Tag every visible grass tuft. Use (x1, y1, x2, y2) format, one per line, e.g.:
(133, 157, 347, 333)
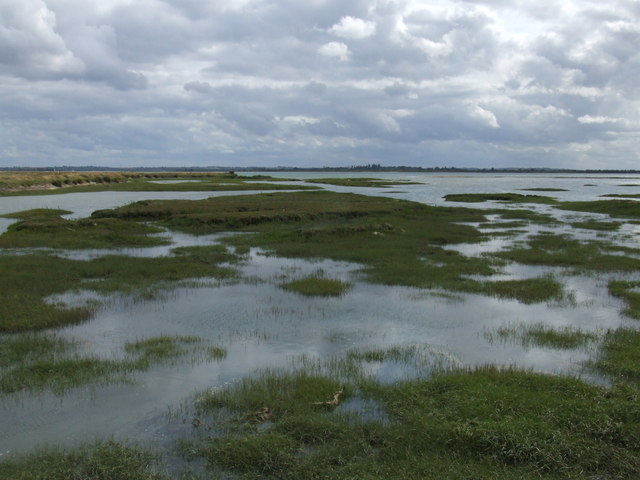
(0, 440, 168, 480)
(487, 323, 597, 349)
(280, 271, 352, 297)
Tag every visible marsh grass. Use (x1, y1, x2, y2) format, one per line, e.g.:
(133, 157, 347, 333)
(0, 440, 168, 480)
(188, 358, 640, 479)
(570, 219, 622, 231)
(124, 335, 203, 367)
(556, 199, 640, 219)
(305, 177, 421, 188)
(0, 246, 239, 332)
(93, 191, 572, 304)
(479, 276, 565, 304)
(593, 328, 640, 383)
(609, 280, 640, 319)
(486, 323, 598, 349)
(494, 233, 640, 272)
(0, 334, 226, 394)
(0, 171, 312, 196)
(521, 188, 568, 192)
(0, 209, 168, 249)
(280, 271, 353, 297)
(488, 208, 560, 225)
(444, 193, 558, 204)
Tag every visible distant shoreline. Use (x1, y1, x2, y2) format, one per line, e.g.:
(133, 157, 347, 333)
(2, 166, 640, 174)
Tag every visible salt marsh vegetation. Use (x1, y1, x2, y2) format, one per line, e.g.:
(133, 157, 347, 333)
(2, 172, 640, 478)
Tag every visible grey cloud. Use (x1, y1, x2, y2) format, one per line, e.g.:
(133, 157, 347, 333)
(0, 0, 637, 169)
(184, 81, 214, 94)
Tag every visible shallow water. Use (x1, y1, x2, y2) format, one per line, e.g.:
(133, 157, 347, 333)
(1, 173, 639, 458)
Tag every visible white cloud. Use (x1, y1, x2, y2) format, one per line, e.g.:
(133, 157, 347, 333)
(0, 0, 84, 75)
(329, 16, 376, 39)
(318, 41, 350, 61)
(469, 105, 500, 128)
(577, 115, 620, 124)
(0, 0, 638, 169)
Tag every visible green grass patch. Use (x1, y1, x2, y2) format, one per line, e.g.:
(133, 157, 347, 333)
(444, 193, 558, 204)
(521, 188, 568, 192)
(570, 219, 622, 231)
(609, 281, 640, 319)
(188, 362, 640, 479)
(603, 193, 640, 198)
(0, 209, 168, 249)
(487, 208, 560, 225)
(0, 171, 315, 196)
(479, 276, 565, 304)
(0, 440, 168, 480)
(0, 334, 226, 394)
(493, 233, 640, 272)
(95, 191, 570, 304)
(556, 199, 640, 219)
(280, 271, 352, 297)
(593, 328, 640, 383)
(305, 177, 421, 188)
(0, 246, 239, 332)
(487, 323, 597, 349)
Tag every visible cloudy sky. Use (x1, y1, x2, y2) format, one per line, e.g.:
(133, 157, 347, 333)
(1, 0, 638, 169)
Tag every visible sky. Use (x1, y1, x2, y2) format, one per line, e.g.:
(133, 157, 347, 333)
(0, 0, 638, 169)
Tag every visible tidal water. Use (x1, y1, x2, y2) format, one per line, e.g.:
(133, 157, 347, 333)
(1, 172, 639, 458)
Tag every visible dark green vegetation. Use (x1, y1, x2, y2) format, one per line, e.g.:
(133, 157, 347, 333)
(556, 199, 640, 219)
(487, 324, 597, 349)
(521, 188, 568, 192)
(444, 193, 558, 204)
(604, 193, 640, 198)
(594, 328, 640, 383)
(305, 177, 421, 188)
(0, 208, 168, 249)
(185, 363, 640, 479)
(569, 219, 622, 231)
(0, 170, 313, 196)
(0, 334, 225, 394)
(609, 281, 640, 319)
(95, 191, 566, 305)
(0, 245, 239, 332)
(0, 441, 168, 480)
(280, 273, 353, 297)
(494, 232, 640, 273)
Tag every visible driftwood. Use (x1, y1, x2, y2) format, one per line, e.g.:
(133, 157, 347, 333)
(312, 387, 344, 407)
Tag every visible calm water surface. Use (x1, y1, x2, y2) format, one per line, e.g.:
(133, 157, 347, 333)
(1, 173, 639, 457)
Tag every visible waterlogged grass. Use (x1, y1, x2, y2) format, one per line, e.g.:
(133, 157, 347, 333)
(609, 281, 640, 319)
(488, 208, 560, 225)
(556, 199, 640, 219)
(444, 193, 558, 204)
(570, 219, 622, 231)
(521, 188, 568, 192)
(96, 191, 570, 304)
(0, 246, 239, 332)
(486, 323, 597, 349)
(0, 440, 168, 480)
(478, 276, 565, 305)
(0, 209, 168, 249)
(594, 328, 640, 383)
(280, 271, 352, 297)
(494, 232, 640, 272)
(305, 177, 422, 188)
(187, 362, 640, 479)
(0, 334, 226, 394)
